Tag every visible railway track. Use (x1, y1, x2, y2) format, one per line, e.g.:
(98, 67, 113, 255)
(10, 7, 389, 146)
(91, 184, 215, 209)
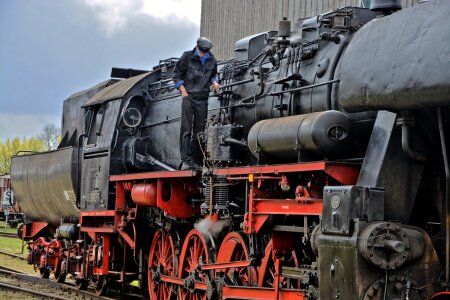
(0, 250, 26, 261)
(0, 266, 116, 300)
(0, 231, 18, 238)
(0, 281, 69, 300)
(0, 266, 146, 299)
(0, 235, 144, 299)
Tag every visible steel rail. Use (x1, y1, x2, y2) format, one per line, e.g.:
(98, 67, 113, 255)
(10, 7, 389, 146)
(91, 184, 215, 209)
(0, 232, 18, 238)
(0, 267, 116, 300)
(0, 281, 69, 300)
(0, 250, 26, 261)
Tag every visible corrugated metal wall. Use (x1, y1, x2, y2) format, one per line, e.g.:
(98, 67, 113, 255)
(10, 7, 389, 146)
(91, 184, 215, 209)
(201, 0, 419, 59)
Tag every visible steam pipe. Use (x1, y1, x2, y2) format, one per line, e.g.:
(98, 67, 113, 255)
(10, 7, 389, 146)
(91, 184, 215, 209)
(226, 53, 269, 105)
(219, 74, 255, 89)
(138, 153, 175, 171)
(268, 79, 340, 96)
(248, 51, 265, 67)
(327, 34, 351, 110)
(438, 108, 450, 290)
(257, 54, 268, 97)
(76, 133, 86, 209)
(223, 137, 248, 148)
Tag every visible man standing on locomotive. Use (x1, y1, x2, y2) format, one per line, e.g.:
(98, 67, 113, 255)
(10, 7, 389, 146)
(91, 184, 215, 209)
(173, 37, 220, 170)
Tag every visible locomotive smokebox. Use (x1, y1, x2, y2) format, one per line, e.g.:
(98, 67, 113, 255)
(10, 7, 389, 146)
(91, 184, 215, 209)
(248, 111, 351, 161)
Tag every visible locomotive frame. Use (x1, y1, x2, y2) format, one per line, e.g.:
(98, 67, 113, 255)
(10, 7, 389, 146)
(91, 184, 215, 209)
(10, 1, 450, 299)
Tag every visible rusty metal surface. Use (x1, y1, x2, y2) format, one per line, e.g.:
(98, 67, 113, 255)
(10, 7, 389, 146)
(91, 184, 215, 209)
(83, 72, 150, 107)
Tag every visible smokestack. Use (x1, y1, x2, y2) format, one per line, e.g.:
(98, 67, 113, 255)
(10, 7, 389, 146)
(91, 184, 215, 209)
(370, 0, 402, 13)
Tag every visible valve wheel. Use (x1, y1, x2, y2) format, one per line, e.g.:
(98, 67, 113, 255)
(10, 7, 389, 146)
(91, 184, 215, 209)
(178, 229, 215, 300)
(258, 239, 299, 288)
(148, 230, 178, 300)
(216, 231, 257, 286)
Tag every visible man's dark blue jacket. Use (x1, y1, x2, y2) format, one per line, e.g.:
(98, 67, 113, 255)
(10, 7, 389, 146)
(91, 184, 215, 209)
(172, 48, 218, 100)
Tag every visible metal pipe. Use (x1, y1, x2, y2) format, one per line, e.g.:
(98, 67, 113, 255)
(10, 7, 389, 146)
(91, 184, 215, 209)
(327, 34, 351, 110)
(268, 79, 340, 96)
(257, 54, 268, 97)
(148, 78, 174, 87)
(223, 137, 248, 148)
(14, 150, 40, 155)
(148, 84, 175, 92)
(219, 74, 255, 89)
(438, 107, 450, 290)
(76, 133, 86, 209)
(401, 125, 427, 162)
(248, 51, 265, 67)
(136, 152, 175, 171)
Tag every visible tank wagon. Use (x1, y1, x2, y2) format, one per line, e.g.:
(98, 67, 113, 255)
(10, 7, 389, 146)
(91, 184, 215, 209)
(0, 174, 23, 228)
(10, 1, 450, 299)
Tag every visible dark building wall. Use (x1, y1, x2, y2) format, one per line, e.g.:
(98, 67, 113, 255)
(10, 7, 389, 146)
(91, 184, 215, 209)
(201, 0, 419, 60)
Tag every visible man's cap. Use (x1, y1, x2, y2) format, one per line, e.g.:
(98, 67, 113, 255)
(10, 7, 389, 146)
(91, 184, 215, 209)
(197, 37, 213, 52)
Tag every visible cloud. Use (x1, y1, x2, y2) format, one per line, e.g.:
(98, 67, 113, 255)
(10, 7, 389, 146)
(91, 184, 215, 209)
(0, 114, 61, 142)
(81, 0, 201, 36)
(141, 0, 201, 26)
(0, 0, 200, 142)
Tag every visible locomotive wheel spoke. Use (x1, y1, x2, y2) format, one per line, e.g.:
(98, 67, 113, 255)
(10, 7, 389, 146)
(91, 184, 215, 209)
(216, 231, 257, 287)
(178, 229, 215, 300)
(148, 230, 178, 300)
(258, 239, 300, 288)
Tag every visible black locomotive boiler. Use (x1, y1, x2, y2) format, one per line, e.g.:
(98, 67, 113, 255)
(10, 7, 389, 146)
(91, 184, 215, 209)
(10, 1, 450, 299)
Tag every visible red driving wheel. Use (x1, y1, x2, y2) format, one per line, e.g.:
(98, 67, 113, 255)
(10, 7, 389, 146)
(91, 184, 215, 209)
(258, 239, 300, 288)
(178, 229, 215, 300)
(216, 231, 257, 286)
(148, 230, 178, 300)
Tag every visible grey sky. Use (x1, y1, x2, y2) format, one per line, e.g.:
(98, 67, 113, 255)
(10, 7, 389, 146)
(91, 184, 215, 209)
(0, 0, 200, 141)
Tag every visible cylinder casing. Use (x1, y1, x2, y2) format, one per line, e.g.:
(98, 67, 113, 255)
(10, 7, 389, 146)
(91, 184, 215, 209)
(56, 223, 79, 240)
(131, 183, 157, 206)
(247, 111, 351, 160)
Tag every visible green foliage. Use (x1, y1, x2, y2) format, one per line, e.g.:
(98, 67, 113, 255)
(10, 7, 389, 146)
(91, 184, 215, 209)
(0, 137, 44, 174)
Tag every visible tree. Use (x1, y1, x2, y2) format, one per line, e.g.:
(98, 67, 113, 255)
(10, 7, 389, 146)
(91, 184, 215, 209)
(38, 123, 61, 150)
(0, 137, 44, 174)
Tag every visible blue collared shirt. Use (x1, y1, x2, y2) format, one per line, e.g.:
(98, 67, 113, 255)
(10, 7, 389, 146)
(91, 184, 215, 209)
(175, 49, 218, 89)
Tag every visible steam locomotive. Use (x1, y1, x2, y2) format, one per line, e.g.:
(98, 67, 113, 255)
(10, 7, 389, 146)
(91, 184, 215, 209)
(10, 0, 450, 299)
